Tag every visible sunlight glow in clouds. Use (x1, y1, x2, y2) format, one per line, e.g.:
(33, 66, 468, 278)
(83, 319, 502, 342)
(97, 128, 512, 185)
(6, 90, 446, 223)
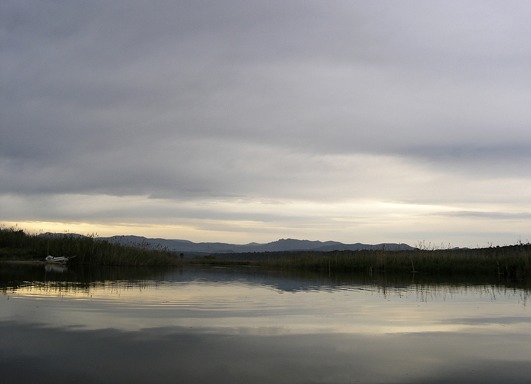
(2, 1, 531, 247)
(3, 192, 530, 246)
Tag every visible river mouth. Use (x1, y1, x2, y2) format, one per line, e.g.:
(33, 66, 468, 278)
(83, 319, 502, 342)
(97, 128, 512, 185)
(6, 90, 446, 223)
(2, 264, 531, 383)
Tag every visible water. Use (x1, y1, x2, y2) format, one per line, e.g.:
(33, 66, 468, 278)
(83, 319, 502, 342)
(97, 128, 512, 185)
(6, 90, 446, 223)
(1, 264, 531, 383)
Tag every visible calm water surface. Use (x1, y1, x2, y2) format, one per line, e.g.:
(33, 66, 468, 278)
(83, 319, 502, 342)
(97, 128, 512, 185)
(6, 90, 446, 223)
(1, 264, 531, 383)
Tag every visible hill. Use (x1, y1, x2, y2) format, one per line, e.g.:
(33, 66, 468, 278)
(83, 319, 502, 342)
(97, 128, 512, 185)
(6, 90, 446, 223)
(101, 235, 415, 255)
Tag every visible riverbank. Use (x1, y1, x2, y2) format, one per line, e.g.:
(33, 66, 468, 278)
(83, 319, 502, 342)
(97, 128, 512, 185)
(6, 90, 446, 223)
(189, 243, 531, 281)
(0, 226, 182, 267)
(2, 226, 530, 280)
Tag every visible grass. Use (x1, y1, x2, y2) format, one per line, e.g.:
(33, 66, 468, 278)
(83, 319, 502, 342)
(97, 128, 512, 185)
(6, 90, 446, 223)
(2, 225, 531, 280)
(190, 243, 531, 282)
(0, 226, 182, 267)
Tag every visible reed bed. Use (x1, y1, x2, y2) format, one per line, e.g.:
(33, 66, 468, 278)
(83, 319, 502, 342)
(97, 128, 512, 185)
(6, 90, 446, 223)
(3, 226, 530, 278)
(0, 226, 181, 267)
(261, 244, 531, 280)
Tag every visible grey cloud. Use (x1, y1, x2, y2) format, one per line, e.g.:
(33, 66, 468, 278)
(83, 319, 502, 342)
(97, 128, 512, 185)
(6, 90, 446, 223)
(397, 143, 531, 179)
(2, 1, 531, 245)
(441, 210, 531, 220)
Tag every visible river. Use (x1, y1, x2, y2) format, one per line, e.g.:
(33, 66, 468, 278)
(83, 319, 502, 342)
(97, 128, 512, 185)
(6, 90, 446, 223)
(1, 263, 530, 383)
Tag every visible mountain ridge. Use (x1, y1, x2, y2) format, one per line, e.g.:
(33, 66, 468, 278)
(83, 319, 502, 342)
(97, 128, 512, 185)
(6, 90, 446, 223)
(101, 235, 415, 254)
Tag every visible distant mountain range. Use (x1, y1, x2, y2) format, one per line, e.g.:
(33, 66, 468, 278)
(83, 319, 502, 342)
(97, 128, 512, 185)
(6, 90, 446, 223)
(101, 235, 415, 254)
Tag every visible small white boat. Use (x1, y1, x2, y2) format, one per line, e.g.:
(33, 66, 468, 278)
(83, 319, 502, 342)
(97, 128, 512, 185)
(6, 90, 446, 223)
(45, 255, 70, 264)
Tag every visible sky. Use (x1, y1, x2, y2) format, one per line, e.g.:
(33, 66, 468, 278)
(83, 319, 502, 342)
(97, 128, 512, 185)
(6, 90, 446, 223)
(2, 0, 531, 247)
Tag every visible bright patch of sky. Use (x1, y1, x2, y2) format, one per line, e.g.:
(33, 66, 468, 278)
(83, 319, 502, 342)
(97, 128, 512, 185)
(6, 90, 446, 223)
(2, 1, 531, 247)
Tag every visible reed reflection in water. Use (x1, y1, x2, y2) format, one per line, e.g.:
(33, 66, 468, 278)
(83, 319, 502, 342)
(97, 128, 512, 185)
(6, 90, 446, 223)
(1, 265, 531, 383)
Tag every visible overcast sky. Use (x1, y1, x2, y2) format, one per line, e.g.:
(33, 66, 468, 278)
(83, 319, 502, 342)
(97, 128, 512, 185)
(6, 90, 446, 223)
(2, 1, 531, 247)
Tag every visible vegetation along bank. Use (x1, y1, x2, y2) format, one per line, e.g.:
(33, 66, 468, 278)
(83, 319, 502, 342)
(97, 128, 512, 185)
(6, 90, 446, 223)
(1, 226, 530, 280)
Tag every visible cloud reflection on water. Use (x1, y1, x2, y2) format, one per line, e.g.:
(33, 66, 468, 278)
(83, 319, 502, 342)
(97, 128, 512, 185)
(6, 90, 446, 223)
(1, 270, 529, 336)
(1, 266, 531, 383)
(1, 321, 531, 384)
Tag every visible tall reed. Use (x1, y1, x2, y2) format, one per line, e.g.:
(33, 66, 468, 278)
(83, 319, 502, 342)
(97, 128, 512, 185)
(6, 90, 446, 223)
(0, 226, 181, 267)
(258, 244, 531, 280)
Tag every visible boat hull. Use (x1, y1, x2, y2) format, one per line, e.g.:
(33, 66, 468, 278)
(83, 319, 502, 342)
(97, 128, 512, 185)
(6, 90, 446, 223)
(45, 255, 69, 264)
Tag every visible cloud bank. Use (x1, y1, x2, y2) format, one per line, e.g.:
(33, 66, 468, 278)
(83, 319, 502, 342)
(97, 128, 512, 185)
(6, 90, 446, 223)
(2, 1, 531, 246)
